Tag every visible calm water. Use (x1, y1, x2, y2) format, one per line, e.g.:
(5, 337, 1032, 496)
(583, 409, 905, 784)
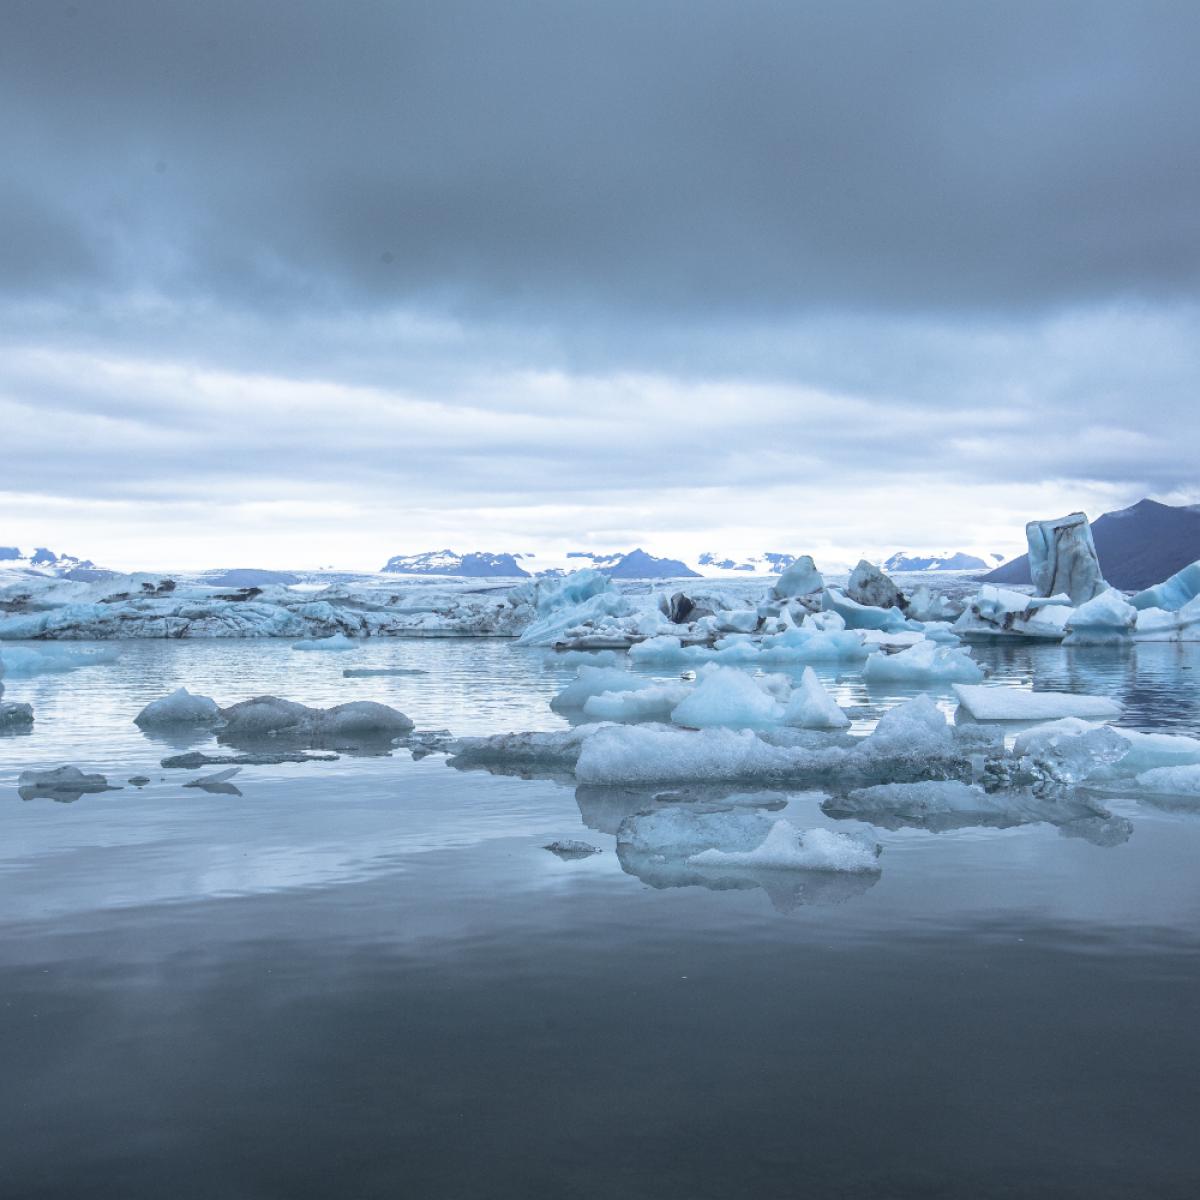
(2, 635, 1200, 1198)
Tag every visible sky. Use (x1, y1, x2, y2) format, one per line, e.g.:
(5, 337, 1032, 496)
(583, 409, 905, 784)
(2, 0, 1199, 572)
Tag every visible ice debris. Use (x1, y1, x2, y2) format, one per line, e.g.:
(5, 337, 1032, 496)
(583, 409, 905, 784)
(17, 765, 116, 800)
(688, 821, 881, 872)
(183, 767, 243, 794)
(292, 633, 361, 650)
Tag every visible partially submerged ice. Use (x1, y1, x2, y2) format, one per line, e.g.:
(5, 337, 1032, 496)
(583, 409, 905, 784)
(292, 632, 361, 651)
(17, 765, 115, 800)
(781, 667, 850, 730)
(688, 820, 881, 873)
(952, 683, 1122, 721)
(845, 560, 906, 611)
(1026, 512, 1107, 604)
(134, 687, 222, 727)
(863, 639, 984, 684)
(954, 586, 1073, 640)
(219, 696, 414, 737)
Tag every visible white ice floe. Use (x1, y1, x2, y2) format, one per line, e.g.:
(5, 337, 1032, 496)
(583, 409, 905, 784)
(1132, 595, 1200, 641)
(952, 683, 1121, 721)
(863, 639, 984, 684)
(688, 820, 880, 872)
(133, 687, 222, 727)
(781, 667, 851, 729)
(291, 632, 361, 651)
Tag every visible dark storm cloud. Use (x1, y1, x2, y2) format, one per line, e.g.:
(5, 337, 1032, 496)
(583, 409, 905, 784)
(4, 0, 1200, 320)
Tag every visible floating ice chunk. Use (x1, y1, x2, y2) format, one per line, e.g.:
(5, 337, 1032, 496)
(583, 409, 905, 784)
(134, 687, 221, 727)
(1062, 588, 1137, 645)
(1130, 560, 1200, 612)
(183, 767, 243, 794)
(291, 632, 360, 651)
(514, 570, 631, 646)
(627, 635, 701, 665)
(0, 643, 118, 675)
(823, 588, 912, 632)
(670, 666, 784, 729)
(218, 696, 413, 736)
(544, 839, 602, 859)
(771, 555, 824, 600)
(550, 666, 638, 710)
(17, 765, 113, 796)
(1132, 595, 1200, 641)
(954, 585, 1074, 640)
(321, 701, 416, 735)
(1026, 511, 1107, 604)
(342, 667, 428, 677)
(1109, 729, 1200, 775)
(846, 560, 905, 610)
(449, 725, 604, 773)
(1134, 765, 1200, 795)
(863, 639, 984, 684)
(907, 585, 964, 622)
(584, 682, 690, 722)
(952, 683, 1121, 721)
(578, 725, 808, 784)
(864, 695, 953, 754)
(689, 820, 880, 872)
(782, 667, 850, 729)
(803, 610, 845, 632)
(1012, 722, 1130, 783)
(1, 700, 34, 727)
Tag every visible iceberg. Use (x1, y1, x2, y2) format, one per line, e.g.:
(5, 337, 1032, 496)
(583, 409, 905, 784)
(669, 666, 784, 729)
(134, 687, 222, 727)
(1130, 559, 1200, 612)
(845, 560, 906, 610)
(688, 820, 880, 872)
(952, 683, 1121, 721)
(822, 588, 913, 632)
(1026, 512, 1107, 604)
(770, 555, 824, 602)
(954, 585, 1074, 640)
(1062, 588, 1137, 645)
(862, 639, 984, 684)
(0, 643, 118, 674)
(550, 666, 639, 710)
(781, 667, 851, 729)
(906, 585, 965, 622)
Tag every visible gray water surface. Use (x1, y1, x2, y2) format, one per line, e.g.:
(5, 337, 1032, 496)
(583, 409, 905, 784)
(2, 636, 1199, 1198)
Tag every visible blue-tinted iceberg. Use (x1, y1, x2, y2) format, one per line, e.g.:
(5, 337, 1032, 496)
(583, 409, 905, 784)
(1062, 588, 1137, 645)
(1130, 560, 1200, 612)
(1026, 512, 1107, 604)
(863, 639, 983, 683)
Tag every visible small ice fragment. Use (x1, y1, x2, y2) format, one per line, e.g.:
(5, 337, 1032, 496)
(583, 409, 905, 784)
(544, 839, 602, 859)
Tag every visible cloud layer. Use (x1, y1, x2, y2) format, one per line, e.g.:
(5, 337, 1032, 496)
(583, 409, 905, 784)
(2, 1, 1198, 568)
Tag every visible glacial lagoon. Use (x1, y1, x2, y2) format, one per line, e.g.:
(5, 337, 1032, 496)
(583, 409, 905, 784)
(2, 627, 1200, 1199)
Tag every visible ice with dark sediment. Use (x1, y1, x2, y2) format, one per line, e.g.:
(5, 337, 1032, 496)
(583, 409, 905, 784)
(1026, 512, 1108, 604)
(17, 765, 117, 802)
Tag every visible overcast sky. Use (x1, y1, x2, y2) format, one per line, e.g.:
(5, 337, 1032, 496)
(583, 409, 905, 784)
(3, 0, 1198, 570)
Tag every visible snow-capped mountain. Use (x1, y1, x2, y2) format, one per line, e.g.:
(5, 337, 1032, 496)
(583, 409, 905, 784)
(698, 551, 798, 574)
(380, 550, 531, 577)
(883, 551, 999, 572)
(564, 549, 701, 578)
(0, 547, 111, 580)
